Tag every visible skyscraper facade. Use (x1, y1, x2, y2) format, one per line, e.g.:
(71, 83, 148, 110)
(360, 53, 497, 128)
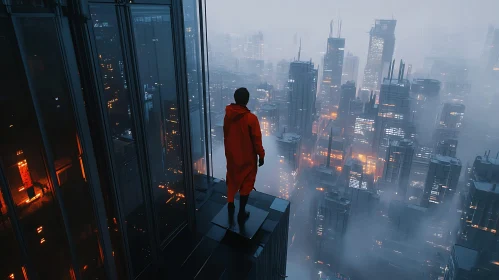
(421, 155, 462, 207)
(375, 76, 411, 158)
(0, 1, 289, 279)
(337, 81, 357, 128)
(288, 61, 318, 139)
(383, 139, 414, 199)
(342, 52, 360, 85)
(362, 19, 397, 91)
(321, 37, 345, 109)
(436, 139, 458, 157)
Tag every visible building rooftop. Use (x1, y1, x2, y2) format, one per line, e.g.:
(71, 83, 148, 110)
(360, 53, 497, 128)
(260, 103, 277, 111)
(454, 245, 478, 271)
(476, 155, 499, 166)
(277, 132, 301, 143)
(390, 139, 413, 148)
(325, 192, 351, 206)
(382, 78, 410, 87)
(432, 154, 461, 165)
(473, 181, 499, 194)
(162, 176, 290, 279)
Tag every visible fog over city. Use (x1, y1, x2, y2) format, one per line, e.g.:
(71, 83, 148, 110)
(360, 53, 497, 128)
(208, 0, 499, 67)
(206, 0, 499, 279)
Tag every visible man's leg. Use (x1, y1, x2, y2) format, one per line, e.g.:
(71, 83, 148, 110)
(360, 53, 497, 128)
(226, 174, 236, 206)
(238, 178, 255, 222)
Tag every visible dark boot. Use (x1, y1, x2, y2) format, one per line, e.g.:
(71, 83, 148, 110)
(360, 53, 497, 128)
(238, 195, 250, 222)
(228, 202, 235, 224)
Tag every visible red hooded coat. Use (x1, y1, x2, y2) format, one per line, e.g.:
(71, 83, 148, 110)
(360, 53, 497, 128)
(223, 104, 265, 202)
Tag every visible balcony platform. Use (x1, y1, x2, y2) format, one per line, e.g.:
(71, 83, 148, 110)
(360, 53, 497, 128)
(211, 203, 269, 240)
(160, 175, 290, 280)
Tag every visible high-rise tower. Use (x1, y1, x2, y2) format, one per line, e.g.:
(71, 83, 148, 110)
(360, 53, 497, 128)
(362, 19, 397, 92)
(288, 60, 318, 139)
(320, 20, 345, 112)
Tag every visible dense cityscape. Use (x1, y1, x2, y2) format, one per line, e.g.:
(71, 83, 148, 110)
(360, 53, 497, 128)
(207, 1, 499, 279)
(0, 0, 499, 279)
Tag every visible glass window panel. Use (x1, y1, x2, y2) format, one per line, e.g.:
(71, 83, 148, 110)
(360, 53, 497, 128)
(0, 186, 27, 280)
(131, 5, 187, 241)
(90, 4, 151, 276)
(14, 17, 104, 278)
(0, 19, 73, 279)
(183, 0, 208, 177)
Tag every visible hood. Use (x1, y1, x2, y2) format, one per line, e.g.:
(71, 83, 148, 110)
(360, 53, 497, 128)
(225, 104, 250, 121)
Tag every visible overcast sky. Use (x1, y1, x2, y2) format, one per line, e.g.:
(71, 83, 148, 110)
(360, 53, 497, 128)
(207, 0, 499, 71)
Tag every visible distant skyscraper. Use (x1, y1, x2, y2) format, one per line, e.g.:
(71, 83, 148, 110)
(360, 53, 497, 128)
(353, 93, 377, 154)
(362, 19, 397, 91)
(317, 191, 350, 240)
(439, 102, 465, 129)
(444, 245, 499, 280)
(374, 64, 411, 158)
(277, 133, 301, 199)
(482, 26, 499, 75)
(342, 52, 359, 85)
(276, 59, 290, 90)
(337, 81, 356, 128)
(287, 60, 318, 139)
(320, 21, 345, 112)
(421, 155, 461, 207)
(258, 103, 279, 136)
(342, 158, 367, 190)
(436, 139, 458, 157)
(458, 154, 499, 251)
(410, 79, 441, 140)
(345, 98, 364, 137)
(383, 139, 414, 199)
(246, 31, 264, 60)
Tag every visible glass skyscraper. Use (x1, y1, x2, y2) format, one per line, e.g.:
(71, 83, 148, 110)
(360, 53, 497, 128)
(362, 19, 397, 92)
(0, 1, 289, 279)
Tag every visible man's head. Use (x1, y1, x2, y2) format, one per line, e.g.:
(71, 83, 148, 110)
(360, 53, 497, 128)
(234, 87, 250, 106)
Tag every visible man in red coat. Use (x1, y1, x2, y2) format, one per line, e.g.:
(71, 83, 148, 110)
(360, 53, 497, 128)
(224, 88, 265, 222)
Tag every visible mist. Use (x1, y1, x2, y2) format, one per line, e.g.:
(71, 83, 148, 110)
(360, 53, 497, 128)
(208, 0, 499, 70)
(206, 0, 499, 279)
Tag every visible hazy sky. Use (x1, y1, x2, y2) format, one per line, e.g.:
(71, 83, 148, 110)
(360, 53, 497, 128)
(207, 0, 499, 70)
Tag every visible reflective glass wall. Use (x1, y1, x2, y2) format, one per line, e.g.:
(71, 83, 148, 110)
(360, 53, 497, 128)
(0, 0, 211, 279)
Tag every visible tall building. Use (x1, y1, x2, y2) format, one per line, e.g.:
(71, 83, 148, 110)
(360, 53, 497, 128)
(482, 26, 499, 76)
(246, 31, 264, 60)
(320, 23, 345, 111)
(287, 61, 318, 139)
(353, 93, 377, 154)
(383, 139, 414, 199)
(436, 139, 458, 157)
(458, 154, 499, 251)
(276, 59, 290, 90)
(342, 52, 359, 85)
(337, 81, 357, 129)
(0, 2, 289, 279)
(374, 65, 411, 158)
(277, 133, 301, 199)
(316, 191, 350, 242)
(439, 102, 465, 129)
(444, 245, 499, 280)
(408, 145, 433, 202)
(410, 79, 441, 140)
(362, 19, 397, 91)
(341, 158, 367, 190)
(421, 155, 462, 207)
(345, 97, 364, 137)
(258, 103, 279, 136)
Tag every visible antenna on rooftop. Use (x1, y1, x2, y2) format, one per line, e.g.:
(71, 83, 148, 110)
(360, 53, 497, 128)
(298, 38, 302, 61)
(329, 19, 334, 38)
(338, 20, 343, 38)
